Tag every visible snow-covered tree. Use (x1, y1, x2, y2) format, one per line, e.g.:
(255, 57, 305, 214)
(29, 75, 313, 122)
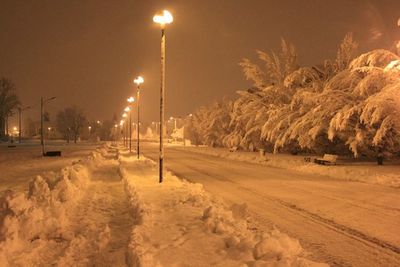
(186, 35, 400, 159)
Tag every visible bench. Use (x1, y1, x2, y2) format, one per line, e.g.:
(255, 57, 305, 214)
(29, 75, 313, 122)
(314, 154, 338, 165)
(229, 146, 238, 152)
(44, 151, 62, 157)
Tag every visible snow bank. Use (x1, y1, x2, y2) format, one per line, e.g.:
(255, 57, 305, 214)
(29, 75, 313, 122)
(0, 145, 108, 266)
(118, 153, 327, 267)
(177, 146, 400, 188)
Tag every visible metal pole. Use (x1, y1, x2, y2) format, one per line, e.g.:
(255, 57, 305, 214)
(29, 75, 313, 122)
(159, 27, 166, 183)
(137, 85, 140, 159)
(18, 107, 22, 143)
(125, 122, 128, 147)
(129, 110, 132, 153)
(40, 97, 45, 155)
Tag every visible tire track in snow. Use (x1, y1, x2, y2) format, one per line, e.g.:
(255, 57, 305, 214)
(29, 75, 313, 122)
(142, 146, 400, 267)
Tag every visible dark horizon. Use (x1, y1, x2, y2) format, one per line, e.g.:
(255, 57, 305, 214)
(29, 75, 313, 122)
(1, 0, 399, 126)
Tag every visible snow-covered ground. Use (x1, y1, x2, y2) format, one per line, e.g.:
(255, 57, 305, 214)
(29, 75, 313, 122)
(141, 143, 400, 267)
(0, 140, 101, 194)
(0, 143, 327, 266)
(169, 144, 400, 187)
(119, 150, 326, 266)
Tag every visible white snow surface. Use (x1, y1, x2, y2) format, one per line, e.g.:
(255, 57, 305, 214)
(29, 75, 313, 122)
(173, 145, 400, 187)
(118, 150, 327, 267)
(0, 145, 117, 266)
(0, 144, 327, 266)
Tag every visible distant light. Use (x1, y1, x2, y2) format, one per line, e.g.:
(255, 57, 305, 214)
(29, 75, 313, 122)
(97, 120, 100, 124)
(153, 10, 173, 25)
(114, 124, 118, 128)
(120, 120, 124, 126)
(124, 107, 130, 112)
(397, 17, 400, 27)
(47, 127, 51, 131)
(127, 96, 135, 103)
(88, 126, 91, 130)
(189, 113, 193, 117)
(134, 76, 144, 85)
(122, 113, 127, 118)
(13, 126, 17, 131)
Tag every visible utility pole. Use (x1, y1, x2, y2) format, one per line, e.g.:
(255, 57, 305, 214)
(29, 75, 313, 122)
(153, 9, 173, 183)
(137, 85, 140, 159)
(40, 97, 44, 155)
(18, 107, 22, 143)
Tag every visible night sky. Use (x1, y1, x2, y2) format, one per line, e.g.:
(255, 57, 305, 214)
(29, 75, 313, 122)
(1, 0, 399, 125)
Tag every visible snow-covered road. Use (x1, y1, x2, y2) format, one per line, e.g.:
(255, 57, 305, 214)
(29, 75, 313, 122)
(141, 144, 400, 267)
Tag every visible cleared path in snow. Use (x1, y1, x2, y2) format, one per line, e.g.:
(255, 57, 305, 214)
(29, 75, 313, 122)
(57, 148, 133, 266)
(141, 144, 400, 267)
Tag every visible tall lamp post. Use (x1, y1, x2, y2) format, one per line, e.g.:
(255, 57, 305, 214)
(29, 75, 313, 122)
(119, 120, 124, 146)
(122, 113, 127, 147)
(134, 76, 144, 159)
(125, 105, 132, 152)
(40, 96, 56, 156)
(153, 10, 173, 183)
(18, 105, 31, 143)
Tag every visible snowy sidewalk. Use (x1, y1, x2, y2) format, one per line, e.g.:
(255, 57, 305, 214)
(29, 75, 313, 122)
(0, 145, 134, 266)
(119, 151, 327, 267)
(57, 150, 133, 266)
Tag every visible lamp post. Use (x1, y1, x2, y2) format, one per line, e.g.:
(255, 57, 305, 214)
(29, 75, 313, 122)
(122, 113, 127, 147)
(114, 124, 118, 145)
(119, 120, 124, 146)
(18, 105, 31, 143)
(134, 76, 144, 159)
(125, 105, 132, 152)
(40, 96, 56, 156)
(153, 10, 173, 183)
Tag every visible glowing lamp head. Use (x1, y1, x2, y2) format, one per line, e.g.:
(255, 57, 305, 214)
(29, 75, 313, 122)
(122, 113, 127, 118)
(114, 124, 118, 128)
(153, 10, 173, 26)
(134, 76, 144, 85)
(88, 126, 91, 130)
(127, 96, 135, 103)
(124, 107, 130, 112)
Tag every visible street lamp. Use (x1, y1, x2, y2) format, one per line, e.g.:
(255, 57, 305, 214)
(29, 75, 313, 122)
(88, 126, 92, 141)
(134, 76, 144, 159)
(153, 9, 173, 183)
(18, 105, 31, 143)
(127, 97, 135, 152)
(122, 113, 128, 147)
(41, 96, 56, 156)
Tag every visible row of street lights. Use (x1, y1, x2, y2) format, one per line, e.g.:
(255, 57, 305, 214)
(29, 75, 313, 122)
(119, 76, 144, 158)
(116, 10, 172, 183)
